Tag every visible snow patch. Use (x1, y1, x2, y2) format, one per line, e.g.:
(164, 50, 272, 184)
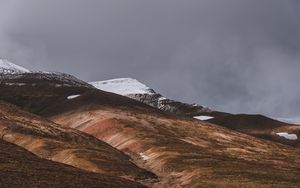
(5, 83, 26, 86)
(159, 96, 167, 101)
(139, 152, 150, 161)
(0, 59, 30, 74)
(276, 132, 298, 140)
(194, 116, 214, 121)
(90, 78, 154, 95)
(67, 95, 80, 100)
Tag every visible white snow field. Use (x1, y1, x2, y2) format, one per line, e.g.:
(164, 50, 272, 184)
(276, 132, 298, 140)
(0, 59, 30, 74)
(194, 116, 214, 121)
(90, 78, 154, 95)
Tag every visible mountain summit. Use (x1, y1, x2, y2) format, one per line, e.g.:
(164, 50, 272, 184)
(90, 78, 156, 95)
(90, 78, 211, 116)
(0, 59, 91, 89)
(90, 78, 155, 95)
(2, 61, 300, 187)
(0, 59, 30, 74)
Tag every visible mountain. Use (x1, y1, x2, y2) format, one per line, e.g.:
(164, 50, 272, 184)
(2, 61, 300, 187)
(0, 59, 30, 74)
(90, 78, 211, 117)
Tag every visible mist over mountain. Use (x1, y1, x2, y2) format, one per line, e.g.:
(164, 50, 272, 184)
(0, 0, 300, 117)
(1, 2, 300, 187)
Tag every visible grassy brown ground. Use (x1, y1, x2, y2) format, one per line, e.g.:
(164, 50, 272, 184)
(0, 139, 146, 188)
(49, 97, 300, 187)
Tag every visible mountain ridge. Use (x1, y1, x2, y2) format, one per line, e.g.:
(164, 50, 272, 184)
(0, 59, 30, 74)
(90, 78, 212, 117)
(2, 60, 300, 187)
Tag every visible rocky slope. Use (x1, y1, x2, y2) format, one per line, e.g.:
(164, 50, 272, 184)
(0, 74, 92, 114)
(0, 60, 93, 113)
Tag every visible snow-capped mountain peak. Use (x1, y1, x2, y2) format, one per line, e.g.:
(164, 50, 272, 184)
(90, 78, 211, 116)
(90, 78, 155, 95)
(0, 59, 92, 88)
(0, 59, 30, 74)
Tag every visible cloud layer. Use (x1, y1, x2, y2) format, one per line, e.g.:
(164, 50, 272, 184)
(1, 0, 300, 117)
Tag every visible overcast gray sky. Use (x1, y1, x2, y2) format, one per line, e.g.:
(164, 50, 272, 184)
(0, 0, 300, 117)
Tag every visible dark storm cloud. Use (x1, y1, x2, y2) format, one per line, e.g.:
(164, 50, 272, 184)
(0, 0, 300, 117)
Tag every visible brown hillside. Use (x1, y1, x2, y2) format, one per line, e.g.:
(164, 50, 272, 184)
(0, 101, 156, 186)
(0, 139, 146, 188)
(48, 94, 300, 187)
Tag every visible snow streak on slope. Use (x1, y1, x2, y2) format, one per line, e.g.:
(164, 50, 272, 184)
(194, 116, 214, 121)
(90, 78, 155, 95)
(0, 59, 30, 74)
(276, 132, 298, 140)
(67, 95, 81, 100)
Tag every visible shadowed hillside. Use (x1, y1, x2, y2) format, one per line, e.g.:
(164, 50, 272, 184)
(207, 114, 300, 147)
(0, 139, 146, 188)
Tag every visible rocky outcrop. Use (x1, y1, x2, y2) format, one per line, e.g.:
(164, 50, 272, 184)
(128, 93, 211, 117)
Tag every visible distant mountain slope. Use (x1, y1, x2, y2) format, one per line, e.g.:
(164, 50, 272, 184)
(276, 117, 300, 124)
(90, 78, 211, 117)
(0, 139, 146, 188)
(0, 70, 95, 114)
(0, 71, 93, 88)
(0, 59, 92, 89)
(0, 59, 30, 74)
(207, 114, 300, 147)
